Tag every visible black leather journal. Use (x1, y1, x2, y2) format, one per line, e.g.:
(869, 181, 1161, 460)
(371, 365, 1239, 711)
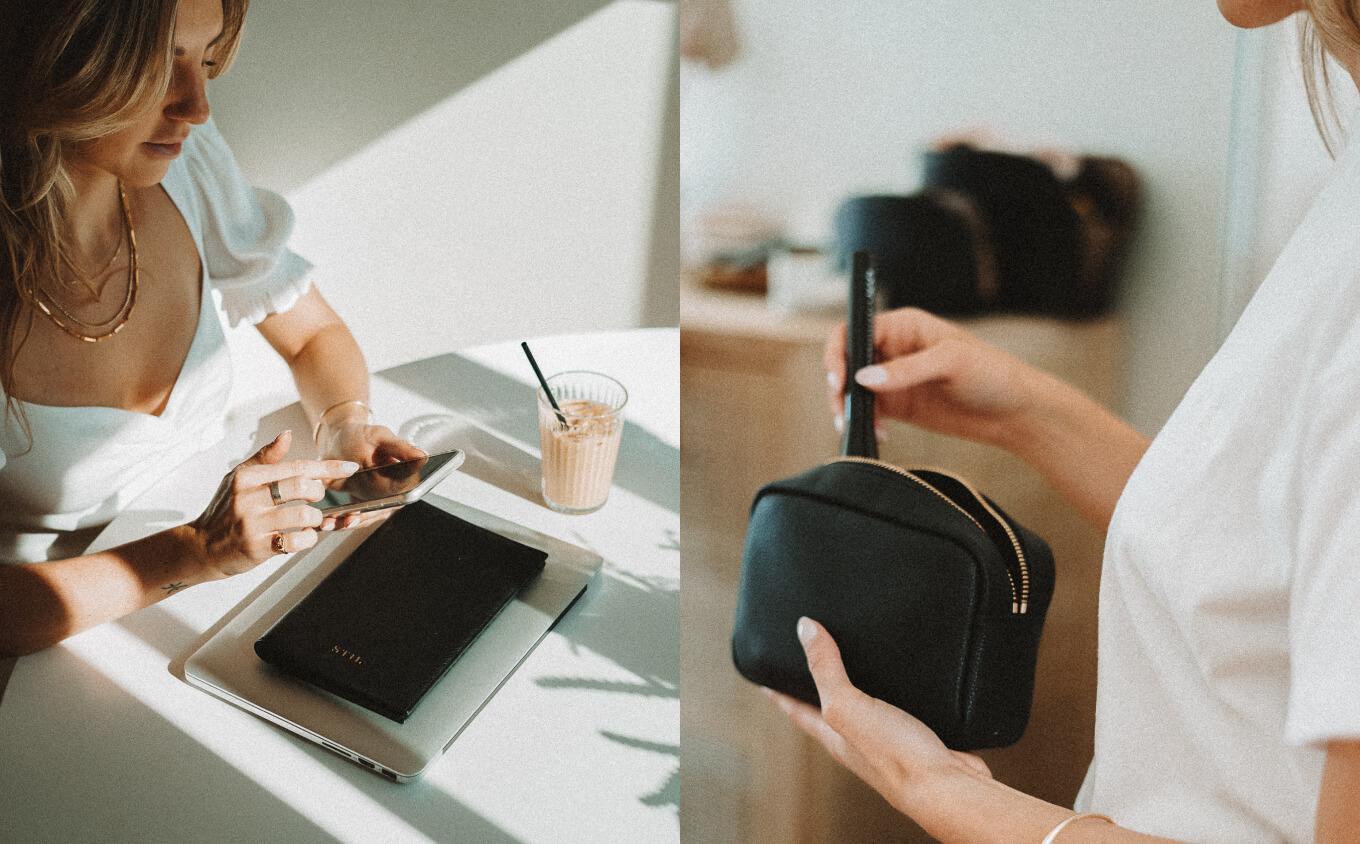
(254, 500, 548, 723)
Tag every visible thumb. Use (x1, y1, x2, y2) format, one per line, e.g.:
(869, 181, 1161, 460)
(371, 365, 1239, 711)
(242, 429, 292, 467)
(800, 617, 953, 767)
(853, 342, 958, 394)
(797, 617, 872, 740)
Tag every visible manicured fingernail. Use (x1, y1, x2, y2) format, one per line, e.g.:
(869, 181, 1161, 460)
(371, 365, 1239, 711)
(339, 461, 361, 473)
(854, 366, 887, 387)
(797, 616, 817, 645)
(275, 429, 292, 442)
(833, 415, 844, 433)
(826, 371, 842, 391)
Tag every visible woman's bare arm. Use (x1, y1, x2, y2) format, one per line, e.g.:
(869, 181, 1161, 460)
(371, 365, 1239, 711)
(255, 285, 424, 468)
(998, 368, 1150, 532)
(254, 285, 371, 440)
(0, 524, 208, 657)
(0, 433, 356, 658)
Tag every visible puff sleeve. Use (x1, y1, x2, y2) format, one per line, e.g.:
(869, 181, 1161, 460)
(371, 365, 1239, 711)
(180, 118, 313, 327)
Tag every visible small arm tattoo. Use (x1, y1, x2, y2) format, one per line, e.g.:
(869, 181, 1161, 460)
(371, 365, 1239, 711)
(161, 581, 188, 595)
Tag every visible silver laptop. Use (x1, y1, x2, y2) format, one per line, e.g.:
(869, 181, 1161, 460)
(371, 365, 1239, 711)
(184, 493, 601, 783)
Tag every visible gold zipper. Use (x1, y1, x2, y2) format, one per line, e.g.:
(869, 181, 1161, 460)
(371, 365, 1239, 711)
(831, 456, 1029, 614)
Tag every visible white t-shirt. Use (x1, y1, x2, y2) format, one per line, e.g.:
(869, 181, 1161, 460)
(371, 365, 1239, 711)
(0, 118, 312, 564)
(1073, 109, 1360, 842)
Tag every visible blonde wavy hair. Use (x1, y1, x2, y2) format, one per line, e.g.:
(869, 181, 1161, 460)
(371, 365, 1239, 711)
(1300, 0, 1360, 155)
(0, 0, 247, 453)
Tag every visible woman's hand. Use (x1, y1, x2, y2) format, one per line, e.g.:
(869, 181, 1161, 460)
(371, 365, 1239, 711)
(824, 307, 1048, 450)
(766, 617, 993, 819)
(318, 417, 426, 468)
(316, 418, 427, 529)
(190, 430, 361, 579)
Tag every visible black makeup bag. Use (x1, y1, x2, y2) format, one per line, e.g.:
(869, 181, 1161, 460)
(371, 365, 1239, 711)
(834, 145, 1140, 318)
(730, 253, 1055, 750)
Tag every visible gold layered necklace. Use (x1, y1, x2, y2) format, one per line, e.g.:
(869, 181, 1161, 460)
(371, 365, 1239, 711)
(34, 182, 139, 343)
(74, 222, 124, 302)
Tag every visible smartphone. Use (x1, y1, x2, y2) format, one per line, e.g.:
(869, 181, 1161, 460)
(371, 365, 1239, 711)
(308, 449, 466, 517)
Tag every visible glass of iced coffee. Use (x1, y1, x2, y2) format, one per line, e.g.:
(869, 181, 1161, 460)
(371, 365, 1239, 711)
(536, 371, 627, 515)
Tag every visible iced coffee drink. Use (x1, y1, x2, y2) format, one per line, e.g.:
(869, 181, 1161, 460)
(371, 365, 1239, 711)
(537, 371, 627, 514)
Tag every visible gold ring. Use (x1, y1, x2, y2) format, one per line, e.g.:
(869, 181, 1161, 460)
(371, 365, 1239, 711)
(269, 480, 284, 506)
(271, 533, 288, 555)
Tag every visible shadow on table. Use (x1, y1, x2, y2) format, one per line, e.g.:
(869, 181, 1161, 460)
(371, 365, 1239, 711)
(0, 642, 341, 844)
(376, 353, 679, 515)
(535, 541, 680, 813)
(601, 731, 680, 808)
(111, 603, 526, 844)
(400, 413, 542, 505)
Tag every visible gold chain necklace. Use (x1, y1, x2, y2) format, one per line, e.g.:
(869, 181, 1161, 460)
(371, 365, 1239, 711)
(33, 182, 139, 343)
(75, 221, 125, 302)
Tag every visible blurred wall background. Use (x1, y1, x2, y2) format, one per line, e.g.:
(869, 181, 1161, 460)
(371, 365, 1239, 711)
(206, 0, 677, 413)
(680, 0, 1237, 436)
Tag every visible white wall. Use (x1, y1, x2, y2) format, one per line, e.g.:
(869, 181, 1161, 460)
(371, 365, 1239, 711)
(206, 1, 676, 413)
(681, 0, 1240, 434)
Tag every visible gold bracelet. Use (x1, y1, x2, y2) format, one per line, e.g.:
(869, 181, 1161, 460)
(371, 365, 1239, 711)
(312, 399, 372, 446)
(1040, 813, 1115, 844)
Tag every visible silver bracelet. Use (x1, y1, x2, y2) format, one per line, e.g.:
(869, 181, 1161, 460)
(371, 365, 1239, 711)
(1040, 812, 1115, 844)
(312, 399, 372, 446)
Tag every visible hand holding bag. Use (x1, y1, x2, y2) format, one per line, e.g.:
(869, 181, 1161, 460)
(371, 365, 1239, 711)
(730, 252, 1055, 750)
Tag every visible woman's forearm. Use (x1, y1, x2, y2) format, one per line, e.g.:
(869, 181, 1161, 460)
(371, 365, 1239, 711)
(0, 525, 210, 657)
(907, 766, 1173, 843)
(286, 322, 371, 439)
(999, 369, 1150, 532)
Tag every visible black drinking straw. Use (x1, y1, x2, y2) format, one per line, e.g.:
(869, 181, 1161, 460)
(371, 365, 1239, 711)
(521, 341, 569, 427)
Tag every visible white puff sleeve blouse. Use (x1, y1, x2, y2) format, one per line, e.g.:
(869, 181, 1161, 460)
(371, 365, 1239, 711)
(0, 117, 314, 563)
(184, 118, 313, 327)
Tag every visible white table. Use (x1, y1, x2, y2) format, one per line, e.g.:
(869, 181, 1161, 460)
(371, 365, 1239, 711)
(0, 329, 679, 844)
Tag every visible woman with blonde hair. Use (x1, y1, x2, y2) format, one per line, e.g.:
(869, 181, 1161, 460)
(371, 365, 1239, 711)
(774, 0, 1360, 841)
(0, 0, 423, 656)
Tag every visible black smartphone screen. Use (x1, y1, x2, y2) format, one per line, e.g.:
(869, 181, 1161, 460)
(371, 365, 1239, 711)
(309, 450, 461, 511)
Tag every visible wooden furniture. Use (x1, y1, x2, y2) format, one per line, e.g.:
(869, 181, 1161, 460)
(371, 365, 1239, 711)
(681, 278, 1123, 842)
